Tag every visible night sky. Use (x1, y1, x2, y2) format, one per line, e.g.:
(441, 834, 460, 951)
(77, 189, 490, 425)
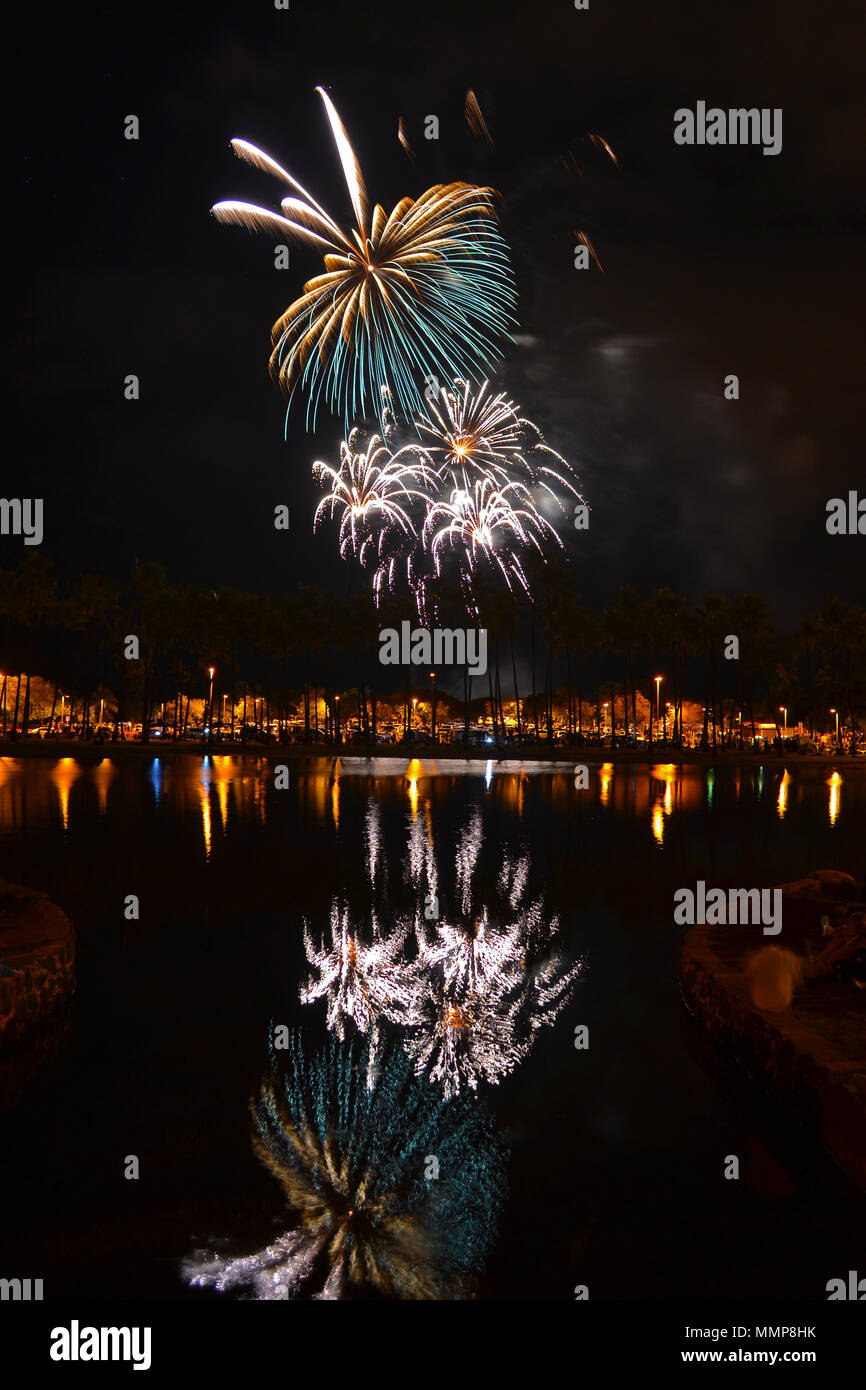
(11, 0, 865, 627)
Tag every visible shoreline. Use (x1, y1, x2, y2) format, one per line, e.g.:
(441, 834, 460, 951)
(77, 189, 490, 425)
(0, 739, 863, 771)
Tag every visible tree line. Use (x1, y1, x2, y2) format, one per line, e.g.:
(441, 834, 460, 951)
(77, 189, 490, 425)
(0, 553, 864, 746)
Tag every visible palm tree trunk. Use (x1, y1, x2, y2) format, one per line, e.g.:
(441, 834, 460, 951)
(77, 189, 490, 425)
(577, 651, 583, 736)
(22, 673, 32, 737)
(47, 683, 59, 735)
(12, 674, 22, 735)
(510, 637, 522, 739)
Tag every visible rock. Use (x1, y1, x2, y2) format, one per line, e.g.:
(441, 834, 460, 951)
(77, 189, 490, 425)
(0, 879, 75, 1047)
(779, 869, 857, 901)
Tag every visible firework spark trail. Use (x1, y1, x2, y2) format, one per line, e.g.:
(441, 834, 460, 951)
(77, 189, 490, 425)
(465, 89, 494, 146)
(183, 1033, 507, 1299)
(212, 88, 516, 427)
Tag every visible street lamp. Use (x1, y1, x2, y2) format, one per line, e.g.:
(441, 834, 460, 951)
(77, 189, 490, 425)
(830, 708, 840, 749)
(412, 696, 418, 736)
(207, 667, 215, 742)
(655, 675, 662, 743)
(429, 672, 437, 742)
(779, 706, 787, 738)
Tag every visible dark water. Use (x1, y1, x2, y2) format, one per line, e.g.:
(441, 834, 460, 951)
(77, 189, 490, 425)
(0, 753, 864, 1300)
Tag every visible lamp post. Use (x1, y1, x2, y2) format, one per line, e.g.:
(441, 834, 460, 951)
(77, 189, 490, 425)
(603, 702, 609, 738)
(830, 708, 840, 750)
(654, 675, 662, 744)
(430, 672, 437, 742)
(207, 667, 215, 743)
(412, 696, 418, 738)
(779, 706, 787, 739)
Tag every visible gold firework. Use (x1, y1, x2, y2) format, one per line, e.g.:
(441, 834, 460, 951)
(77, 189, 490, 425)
(212, 88, 516, 426)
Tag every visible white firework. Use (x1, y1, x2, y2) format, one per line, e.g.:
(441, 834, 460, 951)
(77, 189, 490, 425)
(313, 430, 435, 561)
(423, 472, 559, 595)
(416, 378, 583, 509)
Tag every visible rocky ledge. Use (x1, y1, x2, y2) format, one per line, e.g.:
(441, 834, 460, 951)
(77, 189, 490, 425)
(0, 880, 76, 1047)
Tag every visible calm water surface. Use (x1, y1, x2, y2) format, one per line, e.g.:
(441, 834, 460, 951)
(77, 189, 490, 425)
(0, 754, 863, 1299)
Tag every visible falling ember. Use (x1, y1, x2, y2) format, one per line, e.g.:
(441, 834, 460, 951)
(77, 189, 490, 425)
(587, 132, 618, 166)
(397, 115, 414, 161)
(573, 228, 605, 275)
(465, 89, 494, 146)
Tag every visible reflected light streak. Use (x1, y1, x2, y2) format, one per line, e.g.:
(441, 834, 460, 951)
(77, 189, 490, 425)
(776, 770, 791, 820)
(51, 757, 78, 831)
(406, 759, 423, 820)
(200, 782, 213, 859)
(827, 770, 842, 827)
(599, 763, 613, 806)
(94, 757, 114, 814)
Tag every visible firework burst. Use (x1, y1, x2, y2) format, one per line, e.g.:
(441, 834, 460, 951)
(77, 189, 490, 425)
(417, 378, 580, 506)
(212, 88, 516, 427)
(312, 429, 434, 561)
(183, 1033, 506, 1299)
(423, 472, 558, 597)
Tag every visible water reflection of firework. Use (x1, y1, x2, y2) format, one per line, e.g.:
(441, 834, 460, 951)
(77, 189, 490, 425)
(300, 900, 416, 1081)
(300, 803, 581, 1098)
(184, 1033, 506, 1300)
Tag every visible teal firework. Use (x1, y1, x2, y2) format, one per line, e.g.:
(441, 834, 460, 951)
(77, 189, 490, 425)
(211, 88, 517, 430)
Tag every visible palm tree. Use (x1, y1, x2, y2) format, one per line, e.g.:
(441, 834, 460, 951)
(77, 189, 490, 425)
(14, 554, 58, 735)
(649, 588, 692, 746)
(63, 573, 119, 737)
(694, 594, 731, 750)
(728, 593, 776, 748)
(603, 586, 647, 744)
